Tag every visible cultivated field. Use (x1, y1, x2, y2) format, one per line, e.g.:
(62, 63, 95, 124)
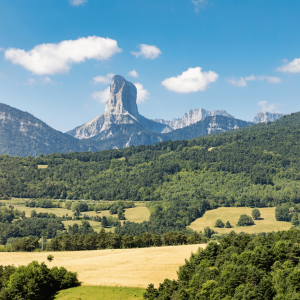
(15, 205, 70, 217)
(124, 206, 150, 223)
(0, 244, 205, 288)
(189, 207, 292, 234)
(54, 286, 145, 300)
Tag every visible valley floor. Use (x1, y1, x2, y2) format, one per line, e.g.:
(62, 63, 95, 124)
(0, 244, 205, 288)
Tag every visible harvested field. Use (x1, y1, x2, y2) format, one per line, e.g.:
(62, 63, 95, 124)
(0, 244, 205, 288)
(12, 205, 70, 217)
(124, 206, 150, 223)
(189, 207, 292, 234)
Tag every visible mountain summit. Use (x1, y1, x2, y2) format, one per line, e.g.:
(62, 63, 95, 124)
(67, 75, 170, 140)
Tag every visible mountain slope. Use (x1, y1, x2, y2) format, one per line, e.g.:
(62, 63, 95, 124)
(0, 103, 94, 156)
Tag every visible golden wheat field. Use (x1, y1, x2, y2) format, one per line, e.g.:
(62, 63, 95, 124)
(189, 207, 292, 234)
(0, 244, 205, 288)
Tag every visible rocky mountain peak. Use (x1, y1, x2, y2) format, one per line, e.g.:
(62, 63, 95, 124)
(253, 112, 284, 124)
(105, 75, 139, 119)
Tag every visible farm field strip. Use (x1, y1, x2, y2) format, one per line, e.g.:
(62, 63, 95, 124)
(189, 207, 292, 234)
(0, 244, 205, 288)
(54, 286, 145, 300)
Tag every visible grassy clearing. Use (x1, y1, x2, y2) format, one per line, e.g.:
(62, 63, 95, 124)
(189, 207, 292, 234)
(124, 206, 150, 223)
(37, 165, 48, 169)
(12, 205, 70, 217)
(62, 220, 102, 232)
(54, 286, 144, 300)
(0, 244, 205, 287)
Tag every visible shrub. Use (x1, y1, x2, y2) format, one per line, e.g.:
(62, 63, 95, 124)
(215, 219, 224, 228)
(225, 221, 232, 228)
(237, 214, 255, 226)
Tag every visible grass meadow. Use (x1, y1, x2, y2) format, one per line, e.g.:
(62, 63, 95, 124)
(54, 286, 145, 300)
(189, 207, 292, 234)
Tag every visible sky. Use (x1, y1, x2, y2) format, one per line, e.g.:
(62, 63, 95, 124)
(0, 0, 299, 132)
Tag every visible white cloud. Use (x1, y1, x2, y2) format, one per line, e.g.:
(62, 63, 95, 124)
(5, 36, 122, 75)
(192, 0, 206, 12)
(228, 77, 247, 87)
(25, 76, 55, 85)
(128, 70, 139, 78)
(131, 44, 161, 59)
(93, 73, 114, 84)
(134, 83, 149, 104)
(257, 100, 279, 113)
(0, 48, 4, 51)
(228, 75, 282, 87)
(69, 0, 87, 6)
(277, 58, 300, 73)
(162, 67, 218, 93)
(26, 78, 37, 85)
(91, 86, 110, 103)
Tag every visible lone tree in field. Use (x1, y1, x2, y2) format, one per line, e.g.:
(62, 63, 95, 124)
(47, 254, 54, 262)
(101, 216, 108, 228)
(237, 214, 255, 226)
(252, 208, 261, 220)
(215, 219, 224, 228)
(204, 227, 215, 238)
(225, 221, 232, 228)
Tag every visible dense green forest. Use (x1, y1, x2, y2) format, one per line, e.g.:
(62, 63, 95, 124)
(144, 228, 300, 299)
(1, 112, 300, 235)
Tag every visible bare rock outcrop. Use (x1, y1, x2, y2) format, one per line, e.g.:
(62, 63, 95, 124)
(253, 112, 284, 124)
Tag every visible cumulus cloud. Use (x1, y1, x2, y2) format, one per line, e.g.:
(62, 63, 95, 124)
(192, 0, 206, 12)
(162, 67, 218, 93)
(277, 58, 300, 73)
(131, 44, 161, 59)
(128, 70, 139, 78)
(69, 0, 87, 6)
(91, 86, 110, 103)
(228, 75, 281, 87)
(5, 36, 122, 75)
(134, 83, 149, 104)
(93, 73, 114, 84)
(257, 101, 279, 113)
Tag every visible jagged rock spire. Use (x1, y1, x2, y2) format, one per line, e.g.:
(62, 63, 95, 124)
(105, 75, 139, 119)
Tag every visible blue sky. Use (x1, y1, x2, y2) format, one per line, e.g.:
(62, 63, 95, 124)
(0, 0, 299, 132)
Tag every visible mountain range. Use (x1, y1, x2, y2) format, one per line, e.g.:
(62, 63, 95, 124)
(0, 75, 285, 156)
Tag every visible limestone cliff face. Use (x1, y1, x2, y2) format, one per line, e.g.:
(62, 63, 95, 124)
(67, 75, 170, 139)
(253, 112, 284, 124)
(154, 108, 233, 130)
(105, 75, 139, 118)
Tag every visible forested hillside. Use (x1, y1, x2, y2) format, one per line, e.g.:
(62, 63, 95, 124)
(0, 112, 300, 234)
(145, 229, 300, 299)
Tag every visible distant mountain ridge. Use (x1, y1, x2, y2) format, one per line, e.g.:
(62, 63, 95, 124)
(253, 112, 284, 124)
(0, 103, 94, 156)
(0, 75, 288, 156)
(154, 108, 234, 130)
